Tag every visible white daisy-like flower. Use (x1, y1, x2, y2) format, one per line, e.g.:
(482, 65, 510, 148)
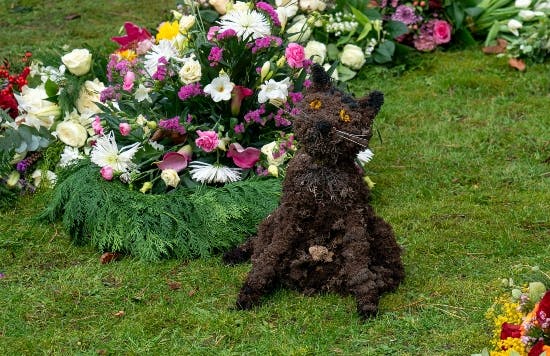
(219, 9, 271, 41)
(144, 40, 178, 76)
(59, 146, 84, 168)
(356, 148, 374, 166)
(258, 77, 290, 104)
(203, 73, 235, 102)
(189, 161, 242, 184)
(90, 131, 140, 173)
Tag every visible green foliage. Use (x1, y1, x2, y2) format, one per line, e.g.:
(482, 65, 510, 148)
(40, 163, 281, 260)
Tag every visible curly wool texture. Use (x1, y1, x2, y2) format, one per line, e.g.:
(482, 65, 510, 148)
(40, 163, 281, 260)
(224, 65, 404, 318)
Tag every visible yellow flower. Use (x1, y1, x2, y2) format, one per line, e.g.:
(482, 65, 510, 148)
(156, 21, 180, 41)
(339, 109, 351, 123)
(117, 49, 137, 62)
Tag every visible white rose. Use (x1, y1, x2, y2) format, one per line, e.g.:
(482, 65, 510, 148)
(287, 15, 312, 42)
(56, 121, 88, 147)
(305, 40, 327, 64)
(340, 44, 366, 70)
(178, 59, 202, 84)
(232, 1, 251, 11)
(276, 3, 299, 29)
(76, 79, 105, 116)
(161, 169, 181, 187)
(61, 49, 92, 76)
(299, 0, 326, 12)
(179, 15, 196, 32)
(515, 0, 531, 8)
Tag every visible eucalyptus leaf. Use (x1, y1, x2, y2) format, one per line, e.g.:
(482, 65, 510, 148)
(337, 65, 357, 82)
(373, 41, 396, 64)
(327, 43, 340, 61)
(386, 20, 409, 39)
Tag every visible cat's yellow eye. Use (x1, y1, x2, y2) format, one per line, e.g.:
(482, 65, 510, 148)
(309, 99, 322, 110)
(339, 109, 351, 123)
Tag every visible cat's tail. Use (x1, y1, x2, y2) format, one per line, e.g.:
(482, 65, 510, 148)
(222, 237, 254, 265)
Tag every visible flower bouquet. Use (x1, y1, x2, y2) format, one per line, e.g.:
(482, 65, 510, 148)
(476, 266, 550, 356)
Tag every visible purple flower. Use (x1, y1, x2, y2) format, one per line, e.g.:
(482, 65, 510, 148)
(289, 92, 303, 104)
(234, 123, 245, 134)
(0, 272, 5, 279)
(152, 57, 168, 81)
(244, 106, 266, 124)
(159, 116, 186, 135)
(16, 159, 31, 173)
(256, 2, 280, 27)
(100, 86, 120, 103)
(391, 5, 422, 25)
(178, 83, 203, 101)
(217, 29, 237, 40)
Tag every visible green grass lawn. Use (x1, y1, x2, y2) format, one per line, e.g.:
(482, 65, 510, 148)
(1, 1, 549, 354)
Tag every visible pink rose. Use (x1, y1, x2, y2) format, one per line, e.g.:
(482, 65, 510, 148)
(123, 71, 135, 91)
(195, 130, 219, 152)
(119, 122, 131, 136)
(100, 166, 114, 180)
(285, 43, 306, 69)
(433, 20, 451, 45)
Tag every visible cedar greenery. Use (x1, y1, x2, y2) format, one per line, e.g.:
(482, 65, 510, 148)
(40, 163, 281, 260)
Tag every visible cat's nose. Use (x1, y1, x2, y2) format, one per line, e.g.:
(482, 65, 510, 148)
(316, 121, 332, 137)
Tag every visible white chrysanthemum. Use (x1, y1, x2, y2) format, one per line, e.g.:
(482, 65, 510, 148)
(90, 131, 140, 173)
(258, 77, 290, 104)
(59, 146, 83, 167)
(204, 73, 235, 102)
(189, 161, 241, 184)
(356, 148, 374, 166)
(144, 40, 178, 76)
(219, 9, 271, 40)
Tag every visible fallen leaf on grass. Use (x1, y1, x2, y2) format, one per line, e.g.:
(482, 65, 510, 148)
(100, 252, 122, 264)
(114, 310, 125, 317)
(482, 38, 507, 54)
(509, 58, 526, 71)
(97, 350, 108, 355)
(65, 13, 81, 20)
(167, 281, 182, 290)
(188, 289, 197, 297)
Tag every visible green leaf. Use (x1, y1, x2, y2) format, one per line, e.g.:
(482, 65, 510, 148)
(327, 43, 340, 61)
(386, 20, 409, 39)
(349, 5, 371, 26)
(44, 79, 59, 98)
(357, 22, 373, 41)
(337, 64, 357, 82)
(373, 41, 395, 64)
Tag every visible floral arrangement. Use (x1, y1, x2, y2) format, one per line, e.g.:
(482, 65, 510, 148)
(473, 0, 550, 65)
(477, 266, 550, 356)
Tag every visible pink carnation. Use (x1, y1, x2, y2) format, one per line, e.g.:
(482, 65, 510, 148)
(119, 122, 131, 136)
(100, 166, 114, 180)
(433, 20, 452, 44)
(92, 116, 104, 136)
(285, 43, 306, 69)
(123, 71, 135, 92)
(195, 130, 219, 152)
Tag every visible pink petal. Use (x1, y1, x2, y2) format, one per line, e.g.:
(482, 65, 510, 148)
(155, 152, 189, 172)
(227, 143, 260, 169)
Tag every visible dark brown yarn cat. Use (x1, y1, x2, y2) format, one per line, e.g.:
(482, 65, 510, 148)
(223, 65, 405, 318)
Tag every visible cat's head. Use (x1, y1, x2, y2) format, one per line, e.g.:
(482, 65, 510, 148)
(293, 64, 383, 164)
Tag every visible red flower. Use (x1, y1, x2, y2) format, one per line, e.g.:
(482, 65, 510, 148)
(112, 22, 152, 50)
(528, 340, 550, 356)
(500, 322, 522, 340)
(536, 291, 550, 325)
(0, 90, 19, 118)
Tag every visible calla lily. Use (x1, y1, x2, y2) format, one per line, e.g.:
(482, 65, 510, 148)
(231, 85, 254, 116)
(227, 143, 261, 169)
(155, 146, 192, 172)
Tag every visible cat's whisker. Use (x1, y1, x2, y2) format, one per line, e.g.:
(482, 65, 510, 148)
(334, 129, 369, 138)
(335, 132, 368, 147)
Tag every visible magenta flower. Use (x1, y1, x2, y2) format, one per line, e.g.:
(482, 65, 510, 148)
(92, 116, 104, 136)
(285, 43, 306, 69)
(207, 26, 220, 41)
(195, 130, 219, 152)
(111, 22, 153, 50)
(256, 2, 281, 27)
(391, 5, 422, 25)
(227, 143, 261, 169)
(178, 83, 203, 101)
(100, 166, 114, 180)
(123, 71, 135, 91)
(231, 85, 254, 116)
(208, 47, 224, 67)
(217, 29, 237, 40)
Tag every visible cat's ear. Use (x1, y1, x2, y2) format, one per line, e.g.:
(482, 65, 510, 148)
(310, 63, 332, 92)
(358, 91, 384, 115)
